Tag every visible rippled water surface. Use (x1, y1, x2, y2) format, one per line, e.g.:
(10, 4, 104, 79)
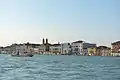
(0, 54, 120, 80)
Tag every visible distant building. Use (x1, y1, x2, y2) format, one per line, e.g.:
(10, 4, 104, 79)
(61, 43, 71, 55)
(0, 47, 3, 53)
(71, 40, 96, 55)
(83, 42, 96, 55)
(111, 41, 120, 53)
(3, 44, 19, 54)
(39, 44, 46, 52)
(4, 46, 11, 54)
(71, 40, 83, 55)
(39, 38, 51, 54)
(14, 42, 41, 54)
(83, 42, 96, 49)
(87, 48, 96, 56)
(45, 38, 50, 51)
(83, 48, 88, 55)
(50, 43, 61, 54)
(15, 44, 25, 53)
(96, 46, 111, 56)
(111, 41, 120, 56)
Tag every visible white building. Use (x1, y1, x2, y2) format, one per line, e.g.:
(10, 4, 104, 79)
(71, 40, 83, 55)
(71, 40, 96, 55)
(61, 43, 71, 55)
(50, 44, 61, 54)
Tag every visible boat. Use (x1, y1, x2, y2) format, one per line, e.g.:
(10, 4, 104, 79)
(115, 55, 120, 57)
(11, 51, 34, 57)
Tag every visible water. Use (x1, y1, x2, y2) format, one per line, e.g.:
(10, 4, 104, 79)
(0, 54, 120, 80)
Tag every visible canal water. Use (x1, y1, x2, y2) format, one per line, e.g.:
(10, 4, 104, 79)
(0, 54, 120, 80)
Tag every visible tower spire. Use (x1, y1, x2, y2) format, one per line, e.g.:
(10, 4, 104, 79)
(43, 38, 45, 44)
(46, 38, 48, 44)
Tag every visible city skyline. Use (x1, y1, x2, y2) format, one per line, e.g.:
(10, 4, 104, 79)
(0, 0, 120, 47)
(0, 38, 118, 48)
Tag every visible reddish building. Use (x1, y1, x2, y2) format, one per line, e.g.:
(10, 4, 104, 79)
(96, 46, 111, 56)
(111, 41, 120, 53)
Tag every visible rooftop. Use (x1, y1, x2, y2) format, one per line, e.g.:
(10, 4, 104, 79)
(72, 40, 83, 43)
(112, 41, 120, 45)
(24, 42, 41, 46)
(51, 44, 61, 46)
(41, 43, 52, 46)
(97, 46, 111, 49)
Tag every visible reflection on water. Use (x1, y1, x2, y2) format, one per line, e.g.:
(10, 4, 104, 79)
(0, 54, 120, 80)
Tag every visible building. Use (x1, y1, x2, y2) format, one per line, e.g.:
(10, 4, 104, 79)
(50, 43, 61, 54)
(15, 44, 25, 53)
(111, 41, 120, 56)
(71, 40, 96, 55)
(27, 43, 41, 54)
(61, 43, 72, 55)
(82, 48, 88, 55)
(83, 42, 96, 55)
(96, 46, 111, 56)
(10, 43, 19, 53)
(83, 42, 96, 49)
(39, 38, 50, 53)
(39, 44, 46, 53)
(3, 46, 11, 54)
(111, 41, 120, 53)
(71, 40, 83, 55)
(0, 47, 4, 53)
(87, 48, 96, 56)
(2, 43, 34, 54)
(2, 44, 18, 54)
(15, 42, 41, 54)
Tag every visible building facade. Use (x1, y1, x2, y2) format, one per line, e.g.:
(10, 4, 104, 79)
(111, 41, 120, 56)
(61, 43, 71, 55)
(96, 46, 111, 56)
(87, 48, 96, 56)
(71, 40, 83, 55)
(71, 40, 96, 55)
(49, 44, 61, 54)
(39, 38, 50, 53)
(15, 42, 41, 54)
(0, 47, 4, 53)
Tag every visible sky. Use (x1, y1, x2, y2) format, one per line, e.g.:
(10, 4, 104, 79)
(0, 0, 120, 47)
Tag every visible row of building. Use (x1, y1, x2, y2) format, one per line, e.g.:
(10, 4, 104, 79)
(0, 38, 120, 56)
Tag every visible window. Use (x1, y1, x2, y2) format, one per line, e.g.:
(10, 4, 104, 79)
(74, 48, 79, 51)
(55, 48, 58, 50)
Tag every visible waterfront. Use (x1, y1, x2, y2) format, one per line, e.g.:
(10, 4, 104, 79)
(0, 54, 120, 80)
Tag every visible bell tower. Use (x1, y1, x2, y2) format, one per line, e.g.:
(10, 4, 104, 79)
(45, 38, 49, 51)
(43, 38, 45, 44)
(46, 38, 48, 44)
